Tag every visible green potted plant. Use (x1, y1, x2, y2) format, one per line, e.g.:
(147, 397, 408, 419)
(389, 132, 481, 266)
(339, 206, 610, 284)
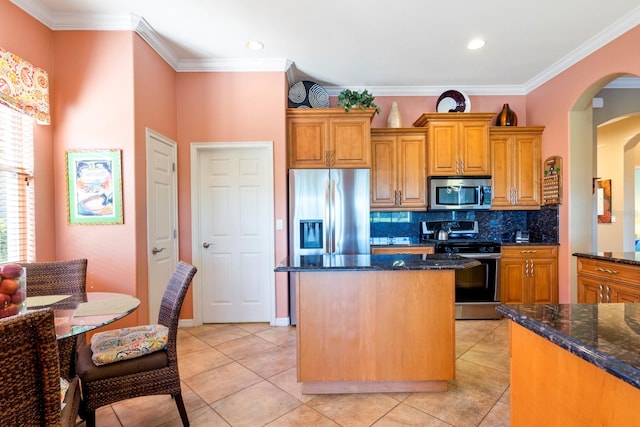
(337, 89, 380, 114)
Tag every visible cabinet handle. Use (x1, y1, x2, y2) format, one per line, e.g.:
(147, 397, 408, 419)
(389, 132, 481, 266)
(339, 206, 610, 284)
(599, 284, 604, 303)
(530, 260, 534, 276)
(594, 267, 619, 274)
(520, 250, 538, 254)
(606, 285, 611, 303)
(455, 159, 459, 175)
(394, 190, 398, 206)
(398, 190, 402, 205)
(460, 159, 464, 174)
(525, 259, 529, 277)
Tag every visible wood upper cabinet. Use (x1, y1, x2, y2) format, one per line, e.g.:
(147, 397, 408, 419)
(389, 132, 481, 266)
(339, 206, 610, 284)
(577, 257, 640, 303)
(490, 127, 544, 210)
(413, 113, 494, 176)
(287, 108, 375, 169)
(371, 128, 427, 210)
(501, 245, 558, 304)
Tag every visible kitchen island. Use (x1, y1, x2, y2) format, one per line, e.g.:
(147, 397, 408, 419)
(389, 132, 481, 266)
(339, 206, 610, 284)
(275, 254, 478, 394)
(497, 303, 640, 426)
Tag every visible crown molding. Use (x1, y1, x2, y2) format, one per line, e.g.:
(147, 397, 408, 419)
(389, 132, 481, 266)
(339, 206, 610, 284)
(524, 6, 640, 93)
(321, 85, 528, 97)
(176, 58, 293, 73)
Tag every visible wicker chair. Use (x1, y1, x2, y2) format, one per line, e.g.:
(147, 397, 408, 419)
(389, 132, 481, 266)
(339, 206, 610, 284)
(0, 308, 81, 427)
(76, 261, 197, 427)
(24, 258, 88, 380)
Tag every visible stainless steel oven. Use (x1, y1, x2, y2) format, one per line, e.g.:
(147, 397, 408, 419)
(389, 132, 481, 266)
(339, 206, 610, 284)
(421, 220, 501, 320)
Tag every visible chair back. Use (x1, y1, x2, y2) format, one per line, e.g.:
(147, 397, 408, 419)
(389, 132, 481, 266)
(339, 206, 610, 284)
(0, 309, 61, 426)
(157, 261, 197, 361)
(24, 259, 88, 296)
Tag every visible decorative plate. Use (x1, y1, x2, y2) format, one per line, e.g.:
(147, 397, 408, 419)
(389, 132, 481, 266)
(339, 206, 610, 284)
(288, 81, 330, 108)
(436, 90, 471, 113)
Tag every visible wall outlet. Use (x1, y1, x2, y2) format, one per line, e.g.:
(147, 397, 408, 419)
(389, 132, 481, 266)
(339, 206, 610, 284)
(276, 219, 283, 230)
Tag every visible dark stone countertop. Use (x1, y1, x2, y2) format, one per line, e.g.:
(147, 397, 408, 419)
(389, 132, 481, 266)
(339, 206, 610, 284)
(573, 251, 640, 267)
(275, 254, 479, 272)
(501, 241, 560, 246)
(496, 303, 640, 390)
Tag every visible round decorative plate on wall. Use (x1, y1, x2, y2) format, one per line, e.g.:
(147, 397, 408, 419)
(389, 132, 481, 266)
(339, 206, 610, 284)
(436, 90, 471, 113)
(288, 81, 330, 108)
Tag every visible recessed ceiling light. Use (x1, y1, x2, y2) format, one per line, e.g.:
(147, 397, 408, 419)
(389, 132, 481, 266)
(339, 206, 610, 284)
(246, 40, 264, 51)
(467, 38, 486, 50)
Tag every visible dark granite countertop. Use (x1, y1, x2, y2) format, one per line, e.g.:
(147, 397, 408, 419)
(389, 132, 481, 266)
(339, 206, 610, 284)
(496, 303, 640, 390)
(573, 251, 640, 267)
(275, 254, 479, 272)
(501, 241, 560, 246)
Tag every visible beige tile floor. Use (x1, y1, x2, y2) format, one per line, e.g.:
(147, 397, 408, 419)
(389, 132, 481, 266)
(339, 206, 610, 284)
(77, 319, 510, 427)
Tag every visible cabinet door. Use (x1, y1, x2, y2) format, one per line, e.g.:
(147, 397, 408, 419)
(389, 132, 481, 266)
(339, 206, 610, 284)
(501, 259, 526, 304)
(329, 117, 371, 168)
(288, 117, 329, 168)
(371, 136, 397, 208)
(490, 134, 512, 208)
(610, 283, 640, 303)
(428, 122, 457, 175)
(530, 257, 558, 304)
(397, 134, 426, 209)
(513, 133, 541, 208)
(459, 121, 490, 175)
(577, 276, 603, 303)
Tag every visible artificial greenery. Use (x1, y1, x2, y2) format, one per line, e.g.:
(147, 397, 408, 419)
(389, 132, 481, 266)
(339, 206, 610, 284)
(337, 89, 380, 114)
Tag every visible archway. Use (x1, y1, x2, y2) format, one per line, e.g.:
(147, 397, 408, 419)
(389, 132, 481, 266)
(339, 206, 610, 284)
(568, 74, 640, 302)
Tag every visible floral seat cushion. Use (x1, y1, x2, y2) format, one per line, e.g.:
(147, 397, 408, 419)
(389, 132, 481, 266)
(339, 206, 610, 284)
(90, 324, 168, 366)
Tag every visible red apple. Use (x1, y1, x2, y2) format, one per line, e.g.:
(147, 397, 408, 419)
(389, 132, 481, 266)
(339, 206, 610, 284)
(0, 263, 22, 279)
(0, 279, 19, 295)
(0, 293, 10, 308)
(10, 289, 25, 304)
(0, 303, 19, 318)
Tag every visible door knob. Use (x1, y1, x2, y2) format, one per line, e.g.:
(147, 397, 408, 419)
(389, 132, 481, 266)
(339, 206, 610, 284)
(202, 242, 210, 248)
(152, 247, 165, 255)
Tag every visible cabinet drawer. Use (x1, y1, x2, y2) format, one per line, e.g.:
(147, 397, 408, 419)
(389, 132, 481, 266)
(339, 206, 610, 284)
(577, 258, 640, 283)
(371, 246, 434, 255)
(502, 246, 557, 258)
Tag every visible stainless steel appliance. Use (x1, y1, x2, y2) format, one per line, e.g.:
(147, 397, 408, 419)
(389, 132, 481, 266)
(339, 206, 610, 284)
(421, 220, 501, 320)
(288, 168, 370, 324)
(428, 176, 492, 210)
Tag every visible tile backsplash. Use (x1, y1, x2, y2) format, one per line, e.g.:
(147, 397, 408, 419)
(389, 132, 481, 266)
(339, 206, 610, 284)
(370, 205, 559, 244)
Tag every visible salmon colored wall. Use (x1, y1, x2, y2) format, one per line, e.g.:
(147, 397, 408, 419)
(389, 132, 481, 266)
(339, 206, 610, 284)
(527, 25, 640, 302)
(176, 72, 289, 318)
(132, 34, 178, 323)
(0, 1, 56, 261)
(339, 96, 528, 129)
(52, 31, 139, 328)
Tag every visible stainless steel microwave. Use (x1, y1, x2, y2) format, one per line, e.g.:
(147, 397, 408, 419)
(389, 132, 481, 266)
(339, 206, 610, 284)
(428, 176, 492, 210)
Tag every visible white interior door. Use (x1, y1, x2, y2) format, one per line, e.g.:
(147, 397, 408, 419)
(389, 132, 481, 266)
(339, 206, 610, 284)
(146, 129, 178, 323)
(196, 144, 273, 323)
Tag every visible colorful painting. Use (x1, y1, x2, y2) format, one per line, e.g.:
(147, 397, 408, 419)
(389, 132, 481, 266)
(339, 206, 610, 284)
(597, 179, 612, 224)
(66, 150, 123, 225)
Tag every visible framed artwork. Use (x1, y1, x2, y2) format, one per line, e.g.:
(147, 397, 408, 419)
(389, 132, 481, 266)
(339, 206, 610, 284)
(66, 149, 123, 225)
(596, 179, 612, 224)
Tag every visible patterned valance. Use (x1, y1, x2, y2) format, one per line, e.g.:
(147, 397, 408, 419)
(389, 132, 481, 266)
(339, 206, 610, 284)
(0, 47, 50, 124)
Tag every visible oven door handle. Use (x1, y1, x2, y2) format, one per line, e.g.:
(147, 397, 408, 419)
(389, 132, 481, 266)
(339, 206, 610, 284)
(460, 253, 501, 259)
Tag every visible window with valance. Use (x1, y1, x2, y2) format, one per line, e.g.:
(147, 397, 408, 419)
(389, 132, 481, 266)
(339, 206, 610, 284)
(0, 47, 50, 125)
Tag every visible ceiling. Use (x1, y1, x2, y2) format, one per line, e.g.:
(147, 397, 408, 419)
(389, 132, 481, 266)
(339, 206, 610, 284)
(11, 0, 640, 96)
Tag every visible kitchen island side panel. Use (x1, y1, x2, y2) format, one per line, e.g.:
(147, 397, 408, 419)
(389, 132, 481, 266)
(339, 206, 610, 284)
(296, 270, 455, 387)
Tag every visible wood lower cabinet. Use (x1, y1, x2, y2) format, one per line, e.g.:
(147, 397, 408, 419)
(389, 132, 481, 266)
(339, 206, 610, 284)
(371, 128, 427, 210)
(501, 245, 558, 304)
(490, 127, 544, 210)
(371, 246, 434, 255)
(413, 113, 494, 176)
(287, 108, 375, 169)
(577, 257, 640, 303)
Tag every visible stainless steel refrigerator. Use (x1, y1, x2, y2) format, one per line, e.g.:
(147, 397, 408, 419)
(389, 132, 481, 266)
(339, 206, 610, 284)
(288, 168, 370, 324)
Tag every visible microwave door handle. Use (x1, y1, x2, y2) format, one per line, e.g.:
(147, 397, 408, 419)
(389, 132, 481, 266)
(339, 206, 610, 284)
(480, 186, 485, 206)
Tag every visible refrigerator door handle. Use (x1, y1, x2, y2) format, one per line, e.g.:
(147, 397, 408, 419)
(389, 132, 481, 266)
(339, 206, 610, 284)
(324, 178, 331, 253)
(329, 178, 336, 253)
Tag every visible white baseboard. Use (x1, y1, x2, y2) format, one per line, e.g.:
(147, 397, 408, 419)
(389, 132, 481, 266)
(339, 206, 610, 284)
(273, 317, 291, 327)
(178, 319, 195, 329)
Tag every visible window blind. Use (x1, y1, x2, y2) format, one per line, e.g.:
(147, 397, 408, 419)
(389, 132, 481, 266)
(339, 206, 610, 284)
(0, 104, 35, 263)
